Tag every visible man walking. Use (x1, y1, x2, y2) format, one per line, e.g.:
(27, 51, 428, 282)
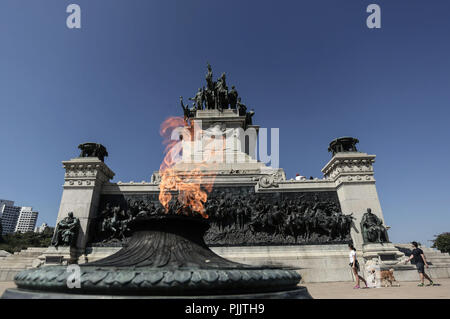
(405, 241, 434, 287)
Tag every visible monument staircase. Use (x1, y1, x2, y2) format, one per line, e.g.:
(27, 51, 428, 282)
(0, 247, 47, 281)
(0, 250, 11, 261)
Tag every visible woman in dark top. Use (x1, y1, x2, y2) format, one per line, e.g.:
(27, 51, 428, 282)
(405, 241, 434, 286)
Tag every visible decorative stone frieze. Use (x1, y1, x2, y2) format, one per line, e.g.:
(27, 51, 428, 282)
(62, 158, 115, 189)
(322, 153, 376, 186)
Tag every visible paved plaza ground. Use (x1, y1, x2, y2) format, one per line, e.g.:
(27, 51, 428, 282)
(0, 282, 16, 296)
(0, 280, 448, 299)
(303, 278, 450, 299)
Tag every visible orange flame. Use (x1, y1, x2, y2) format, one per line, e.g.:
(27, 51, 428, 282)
(158, 116, 218, 218)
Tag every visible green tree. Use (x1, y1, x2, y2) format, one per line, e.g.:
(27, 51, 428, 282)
(432, 232, 450, 254)
(0, 227, 54, 253)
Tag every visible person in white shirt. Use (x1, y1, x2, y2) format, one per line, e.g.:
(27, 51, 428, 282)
(348, 244, 368, 289)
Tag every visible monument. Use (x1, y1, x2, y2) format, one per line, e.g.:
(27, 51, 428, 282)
(2, 65, 313, 299)
(3, 64, 427, 298)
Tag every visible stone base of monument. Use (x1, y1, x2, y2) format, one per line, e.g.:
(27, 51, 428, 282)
(362, 243, 405, 267)
(48, 244, 356, 283)
(362, 243, 405, 265)
(361, 243, 422, 282)
(35, 246, 82, 267)
(3, 215, 312, 299)
(2, 286, 311, 299)
(211, 244, 355, 283)
(52, 243, 450, 284)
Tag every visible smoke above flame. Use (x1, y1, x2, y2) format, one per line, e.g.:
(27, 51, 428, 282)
(158, 116, 217, 218)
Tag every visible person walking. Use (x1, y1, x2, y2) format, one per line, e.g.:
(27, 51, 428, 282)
(405, 241, 434, 287)
(348, 244, 367, 289)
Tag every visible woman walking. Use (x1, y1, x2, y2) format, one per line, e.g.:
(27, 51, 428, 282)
(349, 244, 368, 289)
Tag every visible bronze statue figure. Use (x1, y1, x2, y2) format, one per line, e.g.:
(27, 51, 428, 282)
(237, 97, 247, 116)
(51, 212, 80, 247)
(189, 88, 205, 110)
(360, 208, 389, 243)
(245, 110, 255, 126)
(204, 88, 215, 110)
(228, 85, 238, 109)
(180, 96, 195, 119)
(214, 72, 229, 110)
(205, 62, 214, 91)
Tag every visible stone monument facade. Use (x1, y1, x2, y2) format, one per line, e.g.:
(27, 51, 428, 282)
(39, 65, 420, 281)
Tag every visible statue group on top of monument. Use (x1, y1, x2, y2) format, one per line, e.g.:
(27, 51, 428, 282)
(180, 64, 255, 125)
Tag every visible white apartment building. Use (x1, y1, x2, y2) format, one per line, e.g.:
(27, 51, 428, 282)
(0, 200, 21, 235)
(0, 199, 39, 234)
(15, 207, 39, 233)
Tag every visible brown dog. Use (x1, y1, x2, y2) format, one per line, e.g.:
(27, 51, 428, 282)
(380, 268, 400, 287)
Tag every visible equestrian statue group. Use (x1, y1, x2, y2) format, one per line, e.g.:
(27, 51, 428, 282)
(180, 63, 255, 125)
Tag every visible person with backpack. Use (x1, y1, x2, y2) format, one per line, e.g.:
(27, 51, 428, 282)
(348, 244, 368, 289)
(405, 241, 434, 287)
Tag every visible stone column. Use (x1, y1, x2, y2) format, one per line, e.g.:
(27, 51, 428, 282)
(322, 152, 382, 250)
(55, 157, 115, 250)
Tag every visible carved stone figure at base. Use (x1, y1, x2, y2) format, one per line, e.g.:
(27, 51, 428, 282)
(51, 212, 80, 247)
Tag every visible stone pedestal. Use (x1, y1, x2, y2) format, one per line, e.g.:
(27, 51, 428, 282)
(322, 152, 385, 250)
(36, 246, 86, 267)
(55, 158, 115, 250)
(362, 243, 405, 266)
(322, 149, 408, 277)
(169, 108, 280, 185)
(180, 109, 262, 169)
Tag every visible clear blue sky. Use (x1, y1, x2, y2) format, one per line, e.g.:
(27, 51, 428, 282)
(0, 0, 449, 246)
